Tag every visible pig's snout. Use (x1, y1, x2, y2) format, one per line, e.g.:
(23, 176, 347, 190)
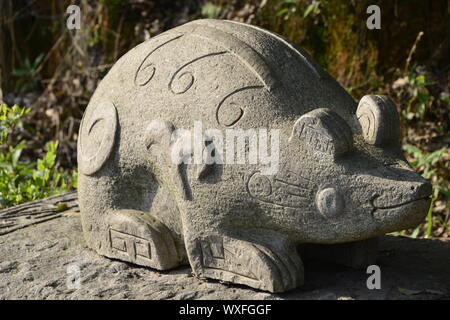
(370, 177, 432, 231)
(372, 180, 431, 210)
(410, 180, 433, 199)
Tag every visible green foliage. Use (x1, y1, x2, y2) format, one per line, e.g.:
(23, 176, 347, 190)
(401, 71, 435, 121)
(201, 2, 223, 19)
(276, 0, 298, 20)
(303, 0, 321, 18)
(403, 145, 447, 179)
(11, 54, 43, 78)
(0, 104, 76, 209)
(0, 104, 31, 144)
(11, 53, 44, 93)
(402, 144, 450, 237)
(276, 0, 321, 20)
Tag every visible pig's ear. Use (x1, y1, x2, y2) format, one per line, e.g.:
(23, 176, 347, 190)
(290, 108, 353, 158)
(356, 95, 400, 146)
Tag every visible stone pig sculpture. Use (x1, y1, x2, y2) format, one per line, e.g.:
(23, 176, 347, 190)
(77, 19, 432, 292)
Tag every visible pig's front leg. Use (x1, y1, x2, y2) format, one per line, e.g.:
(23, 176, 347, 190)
(98, 209, 181, 270)
(184, 226, 304, 293)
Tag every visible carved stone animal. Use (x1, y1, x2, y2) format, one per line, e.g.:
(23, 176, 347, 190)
(77, 19, 432, 292)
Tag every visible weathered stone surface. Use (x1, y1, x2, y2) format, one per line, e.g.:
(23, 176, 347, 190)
(0, 215, 449, 300)
(0, 191, 78, 236)
(77, 19, 432, 292)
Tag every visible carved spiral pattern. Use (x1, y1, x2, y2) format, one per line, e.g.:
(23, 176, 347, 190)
(216, 86, 263, 127)
(78, 101, 118, 175)
(169, 71, 195, 94)
(134, 33, 184, 87)
(356, 95, 400, 146)
(168, 51, 226, 95)
(135, 63, 156, 86)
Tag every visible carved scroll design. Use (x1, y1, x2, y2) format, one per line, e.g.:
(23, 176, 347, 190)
(134, 33, 184, 87)
(215, 86, 263, 127)
(246, 171, 314, 209)
(178, 24, 277, 127)
(168, 51, 227, 94)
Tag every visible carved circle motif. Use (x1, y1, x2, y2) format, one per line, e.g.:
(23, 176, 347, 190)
(247, 172, 272, 198)
(78, 101, 118, 175)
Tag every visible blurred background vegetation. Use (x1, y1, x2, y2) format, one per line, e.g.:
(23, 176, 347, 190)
(0, 0, 449, 239)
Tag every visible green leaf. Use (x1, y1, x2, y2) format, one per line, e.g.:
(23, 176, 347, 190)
(410, 227, 420, 238)
(402, 144, 422, 156)
(37, 159, 45, 171)
(276, 8, 289, 16)
(304, 2, 318, 18)
(33, 53, 44, 69)
(11, 148, 23, 168)
(12, 69, 29, 77)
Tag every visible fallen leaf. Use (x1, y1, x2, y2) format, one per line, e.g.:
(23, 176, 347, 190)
(398, 287, 422, 295)
(56, 203, 68, 212)
(424, 289, 446, 296)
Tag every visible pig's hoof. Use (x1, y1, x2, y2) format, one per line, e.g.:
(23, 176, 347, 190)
(191, 230, 304, 292)
(106, 210, 180, 270)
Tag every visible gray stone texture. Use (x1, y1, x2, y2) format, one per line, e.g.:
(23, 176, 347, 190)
(77, 19, 432, 292)
(1, 215, 449, 300)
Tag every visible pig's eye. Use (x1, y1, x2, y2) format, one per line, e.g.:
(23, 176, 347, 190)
(290, 108, 353, 158)
(315, 187, 344, 217)
(356, 95, 400, 146)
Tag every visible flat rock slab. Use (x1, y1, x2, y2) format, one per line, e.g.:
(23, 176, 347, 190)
(0, 213, 449, 299)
